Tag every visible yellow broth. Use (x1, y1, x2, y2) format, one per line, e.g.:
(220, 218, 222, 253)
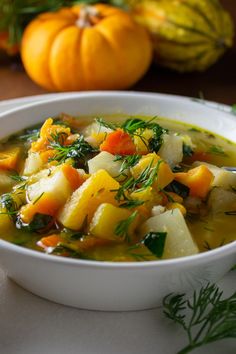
(0, 114, 236, 261)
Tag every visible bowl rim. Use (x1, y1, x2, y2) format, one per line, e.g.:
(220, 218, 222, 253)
(0, 91, 236, 269)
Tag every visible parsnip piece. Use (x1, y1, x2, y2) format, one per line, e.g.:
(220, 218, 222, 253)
(88, 151, 123, 178)
(23, 151, 43, 176)
(208, 187, 236, 214)
(57, 169, 120, 230)
(27, 166, 72, 205)
(140, 209, 199, 259)
(158, 134, 183, 167)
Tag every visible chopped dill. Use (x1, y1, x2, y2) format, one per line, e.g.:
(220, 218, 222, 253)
(114, 210, 138, 242)
(208, 145, 228, 157)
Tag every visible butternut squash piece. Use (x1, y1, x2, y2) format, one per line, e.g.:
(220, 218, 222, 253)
(0, 147, 21, 170)
(131, 153, 174, 190)
(57, 169, 120, 230)
(89, 203, 138, 241)
(174, 165, 214, 198)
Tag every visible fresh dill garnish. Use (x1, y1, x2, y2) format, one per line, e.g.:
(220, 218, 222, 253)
(9, 171, 25, 182)
(114, 159, 162, 202)
(10, 172, 28, 190)
(207, 145, 228, 157)
(0, 193, 18, 218)
(114, 210, 138, 242)
(95, 117, 117, 131)
(163, 283, 236, 354)
(48, 132, 96, 164)
(114, 154, 141, 176)
(119, 199, 145, 209)
(121, 117, 167, 153)
(183, 144, 194, 157)
(143, 231, 167, 258)
(17, 126, 40, 142)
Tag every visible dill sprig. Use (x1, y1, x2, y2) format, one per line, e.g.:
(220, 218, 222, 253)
(207, 145, 228, 157)
(0, 193, 18, 218)
(114, 154, 141, 177)
(163, 283, 236, 354)
(114, 210, 138, 242)
(95, 117, 117, 131)
(114, 159, 162, 203)
(48, 132, 96, 165)
(121, 117, 167, 153)
(96, 116, 167, 153)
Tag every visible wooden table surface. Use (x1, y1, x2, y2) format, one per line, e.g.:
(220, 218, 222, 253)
(0, 0, 235, 105)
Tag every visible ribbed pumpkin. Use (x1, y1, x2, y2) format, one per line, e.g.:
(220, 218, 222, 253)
(21, 4, 152, 91)
(127, 0, 234, 72)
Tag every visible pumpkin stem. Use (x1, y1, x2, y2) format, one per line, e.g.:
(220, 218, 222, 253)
(76, 6, 101, 28)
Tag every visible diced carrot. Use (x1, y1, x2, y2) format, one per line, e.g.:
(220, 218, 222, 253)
(100, 129, 136, 155)
(61, 164, 86, 191)
(174, 165, 214, 198)
(39, 234, 62, 248)
(0, 146, 21, 170)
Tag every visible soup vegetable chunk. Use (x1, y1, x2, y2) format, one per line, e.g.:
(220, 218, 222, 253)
(0, 114, 236, 262)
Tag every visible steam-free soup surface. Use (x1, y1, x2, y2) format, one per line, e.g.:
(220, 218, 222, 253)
(0, 114, 236, 261)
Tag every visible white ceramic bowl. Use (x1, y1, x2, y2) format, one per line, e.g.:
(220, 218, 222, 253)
(0, 92, 236, 311)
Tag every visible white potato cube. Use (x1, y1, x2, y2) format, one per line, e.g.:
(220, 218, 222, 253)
(141, 209, 199, 259)
(88, 151, 123, 178)
(158, 134, 183, 167)
(23, 152, 43, 176)
(208, 187, 236, 214)
(27, 167, 72, 205)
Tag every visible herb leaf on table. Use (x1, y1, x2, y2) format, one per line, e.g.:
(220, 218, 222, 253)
(163, 283, 236, 354)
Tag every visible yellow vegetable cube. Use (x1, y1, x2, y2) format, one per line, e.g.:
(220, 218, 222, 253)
(89, 203, 138, 242)
(133, 128, 153, 154)
(0, 207, 14, 233)
(131, 153, 174, 190)
(57, 170, 120, 230)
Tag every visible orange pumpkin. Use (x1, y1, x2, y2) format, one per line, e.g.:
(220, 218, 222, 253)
(21, 4, 152, 91)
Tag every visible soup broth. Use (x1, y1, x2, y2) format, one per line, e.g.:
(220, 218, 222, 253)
(0, 114, 236, 261)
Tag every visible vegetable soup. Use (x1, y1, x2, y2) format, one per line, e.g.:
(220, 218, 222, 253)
(0, 114, 236, 261)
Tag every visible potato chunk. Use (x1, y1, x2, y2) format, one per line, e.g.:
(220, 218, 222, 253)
(57, 169, 120, 230)
(158, 133, 183, 167)
(208, 187, 236, 214)
(140, 209, 199, 259)
(88, 151, 123, 178)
